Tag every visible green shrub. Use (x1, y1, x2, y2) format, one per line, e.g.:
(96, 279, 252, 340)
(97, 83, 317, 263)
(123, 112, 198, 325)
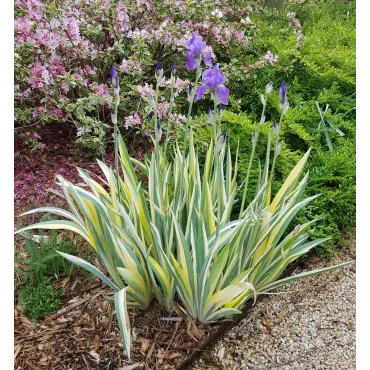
(190, 0, 356, 254)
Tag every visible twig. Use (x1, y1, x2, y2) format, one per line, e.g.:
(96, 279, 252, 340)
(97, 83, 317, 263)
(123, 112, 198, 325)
(256, 348, 278, 367)
(106, 303, 114, 336)
(82, 354, 91, 370)
(165, 321, 180, 353)
(50, 297, 91, 319)
(160, 317, 183, 322)
(49, 335, 59, 368)
(237, 309, 261, 331)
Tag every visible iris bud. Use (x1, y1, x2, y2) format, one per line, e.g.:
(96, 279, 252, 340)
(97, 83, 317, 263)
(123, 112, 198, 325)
(279, 82, 287, 104)
(251, 132, 257, 146)
(276, 141, 281, 156)
(265, 81, 273, 95)
(156, 123, 163, 142)
(217, 130, 227, 151)
(111, 108, 117, 125)
(260, 94, 266, 106)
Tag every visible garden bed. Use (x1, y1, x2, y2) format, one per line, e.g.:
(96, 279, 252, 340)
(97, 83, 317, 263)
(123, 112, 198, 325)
(14, 248, 315, 370)
(14, 278, 220, 369)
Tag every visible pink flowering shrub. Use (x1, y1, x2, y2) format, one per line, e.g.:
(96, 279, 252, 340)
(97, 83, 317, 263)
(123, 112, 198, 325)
(15, 0, 283, 155)
(287, 12, 305, 49)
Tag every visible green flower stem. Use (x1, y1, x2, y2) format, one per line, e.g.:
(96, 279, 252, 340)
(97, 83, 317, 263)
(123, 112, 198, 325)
(214, 101, 221, 241)
(183, 67, 201, 155)
(153, 79, 160, 142)
(164, 72, 176, 155)
(213, 100, 218, 151)
(113, 94, 120, 201)
(239, 101, 267, 217)
(268, 110, 285, 186)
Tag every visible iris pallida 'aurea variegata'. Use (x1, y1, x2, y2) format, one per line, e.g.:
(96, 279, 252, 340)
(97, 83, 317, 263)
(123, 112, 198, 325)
(16, 33, 351, 360)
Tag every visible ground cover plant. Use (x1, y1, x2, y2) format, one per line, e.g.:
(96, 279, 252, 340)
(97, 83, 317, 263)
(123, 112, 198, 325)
(15, 214, 79, 323)
(16, 31, 350, 360)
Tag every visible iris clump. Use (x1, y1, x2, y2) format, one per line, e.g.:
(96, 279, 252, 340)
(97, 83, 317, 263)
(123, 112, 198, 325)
(16, 31, 351, 361)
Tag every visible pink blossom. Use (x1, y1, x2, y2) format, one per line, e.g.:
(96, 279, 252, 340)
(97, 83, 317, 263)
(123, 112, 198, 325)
(264, 51, 278, 65)
(63, 16, 81, 43)
(137, 83, 155, 100)
(30, 62, 51, 88)
(85, 65, 97, 75)
(158, 102, 170, 119)
(92, 84, 110, 98)
(52, 108, 64, 118)
(32, 106, 45, 118)
(61, 82, 70, 94)
(124, 113, 142, 129)
(120, 59, 131, 73)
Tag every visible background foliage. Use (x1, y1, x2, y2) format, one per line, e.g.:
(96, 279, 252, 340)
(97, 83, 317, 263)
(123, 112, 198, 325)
(14, 0, 355, 255)
(192, 0, 356, 254)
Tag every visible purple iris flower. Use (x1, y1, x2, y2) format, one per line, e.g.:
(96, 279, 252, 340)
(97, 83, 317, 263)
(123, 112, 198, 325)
(279, 81, 289, 114)
(195, 64, 229, 105)
(110, 66, 119, 88)
(185, 33, 213, 70)
(279, 82, 287, 104)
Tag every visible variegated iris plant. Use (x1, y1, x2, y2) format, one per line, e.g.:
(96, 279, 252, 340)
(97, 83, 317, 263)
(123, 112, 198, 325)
(16, 33, 349, 359)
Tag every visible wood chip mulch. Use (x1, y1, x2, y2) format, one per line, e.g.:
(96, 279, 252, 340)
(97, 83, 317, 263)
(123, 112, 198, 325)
(14, 279, 220, 370)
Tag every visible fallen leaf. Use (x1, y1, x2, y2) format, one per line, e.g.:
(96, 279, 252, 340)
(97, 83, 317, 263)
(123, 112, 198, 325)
(139, 338, 150, 353)
(169, 352, 182, 359)
(94, 335, 100, 351)
(119, 363, 144, 370)
(89, 350, 100, 361)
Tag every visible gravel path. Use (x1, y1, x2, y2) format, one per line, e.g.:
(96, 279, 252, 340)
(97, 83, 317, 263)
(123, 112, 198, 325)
(193, 242, 355, 370)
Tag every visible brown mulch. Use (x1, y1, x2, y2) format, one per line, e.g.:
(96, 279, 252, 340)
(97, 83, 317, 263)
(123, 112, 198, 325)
(14, 278, 220, 370)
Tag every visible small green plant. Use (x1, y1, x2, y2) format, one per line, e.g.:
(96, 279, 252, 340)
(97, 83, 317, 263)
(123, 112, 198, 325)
(15, 215, 78, 285)
(18, 280, 63, 324)
(314, 101, 345, 152)
(15, 215, 82, 323)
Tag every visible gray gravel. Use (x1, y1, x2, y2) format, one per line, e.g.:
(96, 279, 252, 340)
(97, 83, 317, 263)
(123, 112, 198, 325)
(193, 242, 355, 370)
